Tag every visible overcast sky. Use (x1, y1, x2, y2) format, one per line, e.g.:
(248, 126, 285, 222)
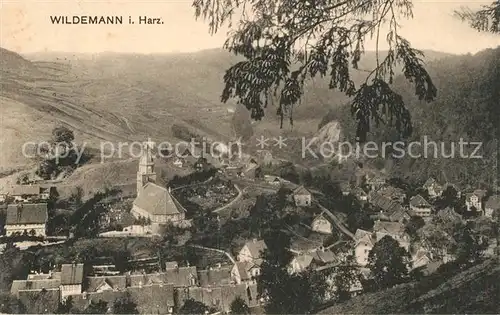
(1, 0, 499, 55)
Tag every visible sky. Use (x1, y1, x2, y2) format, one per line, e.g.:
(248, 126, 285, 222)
(1, 0, 499, 55)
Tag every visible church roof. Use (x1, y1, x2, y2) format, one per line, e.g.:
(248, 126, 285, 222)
(133, 183, 183, 216)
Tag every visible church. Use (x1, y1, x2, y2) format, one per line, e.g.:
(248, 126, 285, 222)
(131, 141, 186, 225)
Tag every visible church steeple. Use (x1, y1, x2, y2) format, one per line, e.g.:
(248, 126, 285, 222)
(137, 140, 157, 196)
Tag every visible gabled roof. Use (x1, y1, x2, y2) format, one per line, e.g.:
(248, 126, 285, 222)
(61, 263, 84, 285)
(369, 192, 405, 214)
(243, 239, 267, 258)
(485, 195, 500, 209)
(311, 249, 336, 264)
(466, 189, 487, 201)
(373, 221, 405, 236)
(291, 254, 313, 270)
(354, 229, 376, 246)
(409, 194, 431, 208)
(11, 279, 61, 296)
(133, 182, 183, 216)
(6, 203, 48, 225)
(293, 186, 311, 196)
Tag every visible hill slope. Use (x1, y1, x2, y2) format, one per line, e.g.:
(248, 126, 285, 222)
(321, 46, 500, 188)
(318, 259, 500, 314)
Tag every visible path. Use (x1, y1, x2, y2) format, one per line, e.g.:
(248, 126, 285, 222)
(189, 244, 235, 264)
(316, 202, 355, 240)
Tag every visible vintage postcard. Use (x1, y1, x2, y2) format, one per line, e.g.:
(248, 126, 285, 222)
(0, 0, 499, 314)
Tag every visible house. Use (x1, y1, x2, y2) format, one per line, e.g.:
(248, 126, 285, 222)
(340, 182, 351, 196)
(311, 213, 332, 234)
(11, 263, 83, 302)
(238, 239, 267, 263)
(310, 248, 336, 267)
(353, 187, 368, 201)
(369, 192, 409, 222)
(484, 195, 500, 218)
(465, 189, 487, 212)
(423, 178, 444, 198)
(366, 174, 386, 191)
(197, 264, 232, 287)
(5, 203, 48, 236)
(409, 194, 432, 217)
(376, 185, 406, 203)
(264, 175, 282, 186)
(231, 260, 262, 285)
(411, 247, 431, 269)
(60, 263, 84, 300)
(256, 150, 277, 165)
(9, 185, 51, 203)
(372, 221, 410, 251)
(288, 254, 314, 274)
(434, 207, 462, 225)
(293, 186, 312, 207)
(353, 229, 376, 266)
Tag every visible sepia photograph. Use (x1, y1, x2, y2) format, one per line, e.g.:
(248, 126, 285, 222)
(0, 0, 499, 314)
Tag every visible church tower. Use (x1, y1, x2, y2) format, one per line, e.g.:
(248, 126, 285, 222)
(137, 140, 157, 196)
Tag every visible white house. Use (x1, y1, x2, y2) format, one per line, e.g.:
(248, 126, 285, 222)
(238, 239, 267, 263)
(231, 261, 262, 285)
(423, 178, 443, 198)
(311, 213, 332, 234)
(288, 254, 313, 274)
(354, 229, 375, 266)
(60, 263, 84, 301)
(465, 189, 487, 212)
(409, 194, 432, 217)
(5, 203, 48, 237)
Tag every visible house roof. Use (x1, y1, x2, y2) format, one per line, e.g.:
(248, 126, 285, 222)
(11, 278, 61, 296)
(409, 194, 431, 208)
(61, 263, 84, 285)
(133, 182, 183, 216)
(435, 207, 462, 222)
(292, 254, 313, 270)
(311, 249, 336, 264)
(6, 203, 48, 225)
(377, 186, 405, 199)
(373, 221, 405, 236)
(369, 192, 405, 214)
(243, 239, 267, 258)
(354, 229, 376, 246)
(234, 262, 252, 281)
(485, 195, 500, 209)
(197, 266, 232, 287)
(9, 185, 41, 196)
(293, 186, 311, 196)
(87, 275, 127, 292)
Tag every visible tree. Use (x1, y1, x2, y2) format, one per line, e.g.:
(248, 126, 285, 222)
(230, 296, 250, 314)
(258, 230, 328, 314)
(455, 1, 499, 33)
(367, 235, 411, 290)
(83, 300, 108, 314)
(178, 298, 209, 315)
(332, 253, 361, 302)
(453, 222, 488, 268)
(52, 126, 75, 145)
(405, 216, 425, 240)
(0, 293, 25, 314)
(113, 293, 139, 314)
(193, 0, 437, 141)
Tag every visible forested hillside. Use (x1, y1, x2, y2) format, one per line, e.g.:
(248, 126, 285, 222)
(321, 47, 500, 188)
